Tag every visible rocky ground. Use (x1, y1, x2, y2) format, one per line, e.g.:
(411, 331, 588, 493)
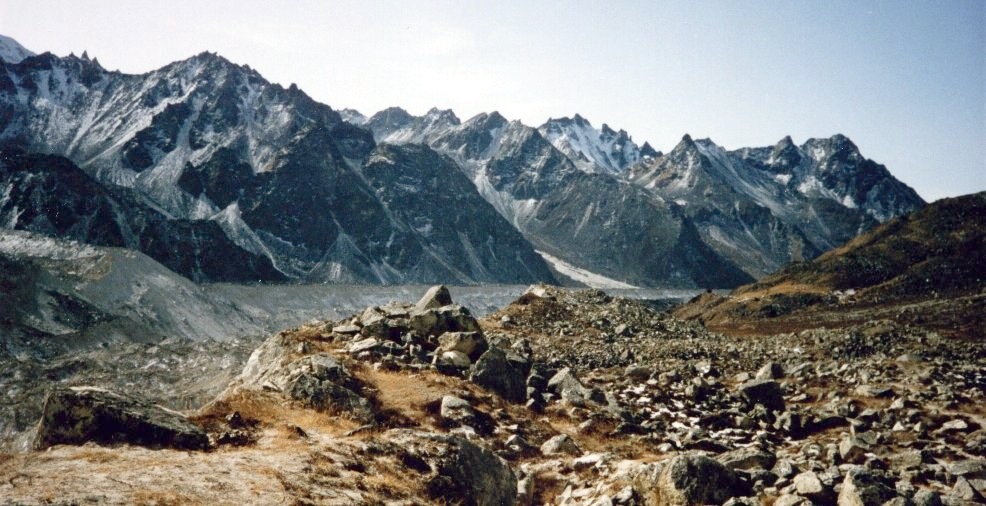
(1, 285, 984, 505)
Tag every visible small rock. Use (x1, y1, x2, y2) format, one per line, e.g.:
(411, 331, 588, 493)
(415, 285, 454, 312)
(739, 379, 786, 412)
(541, 434, 582, 456)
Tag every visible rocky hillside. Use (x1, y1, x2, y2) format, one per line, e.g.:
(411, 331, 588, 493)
(0, 148, 284, 282)
(674, 192, 985, 338)
(1, 285, 983, 504)
(0, 41, 554, 284)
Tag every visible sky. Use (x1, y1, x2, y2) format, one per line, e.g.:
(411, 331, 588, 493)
(1, 0, 983, 201)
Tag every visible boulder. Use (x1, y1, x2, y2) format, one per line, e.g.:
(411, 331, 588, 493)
(738, 379, 786, 412)
(540, 434, 582, 456)
(434, 350, 472, 373)
(839, 434, 872, 464)
(717, 446, 777, 470)
(547, 367, 591, 405)
(415, 285, 454, 312)
(470, 346, 531, 403)
(638, 453, 750, 506)
(837, 467, 897, 506)
(278, 354, 375, 423)
(438, 332, 488, 361)
(756, 362, 785, 380)
(33, 386, 208, 451)
(793, 470, 835, 503)
(389, 430, 516, 506)
(409, 305, 481, 337)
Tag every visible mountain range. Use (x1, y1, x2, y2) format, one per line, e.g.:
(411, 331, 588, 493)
(0, 35, 924, 287)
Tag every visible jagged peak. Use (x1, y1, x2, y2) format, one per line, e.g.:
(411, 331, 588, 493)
(424, 107, 461, 125)
(640, 142, 660, 158)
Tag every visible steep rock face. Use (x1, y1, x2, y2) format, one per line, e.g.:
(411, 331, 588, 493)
(0, 149, 284, 282)
(0, 44, 553, 284)
(361, 109, 751, 288)
(629, 135, 925, 277)
(359, 144, 554, 284)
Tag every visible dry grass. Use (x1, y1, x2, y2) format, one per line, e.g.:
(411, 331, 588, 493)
(194, 388, 361, 440)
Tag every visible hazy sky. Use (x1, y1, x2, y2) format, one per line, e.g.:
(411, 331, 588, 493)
(2, 0, 983, 200)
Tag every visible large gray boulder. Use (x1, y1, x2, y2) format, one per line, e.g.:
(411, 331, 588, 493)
(639, 453, 750, 506)
(388, 430, 517, 506)
(33, 386, 208, 451)
(470, 346, 531, 403)
(409, 305, 481, 337)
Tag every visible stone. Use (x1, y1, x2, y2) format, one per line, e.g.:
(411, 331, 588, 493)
(950, 477, 985, 502)
(794, 470, 834, 503)
(948, 459, 986, 480)
(415, 285, 453, 312)
(756, 362, 785, 380)
(541, 433, 582, 456)
(718, 446, 777, 470)
(279, 354, 375, 423)
(640, 453, 751, 506)
(912, 489, 943, 506)
(331, 323, 360, 334)
(440, 395, 475, 423)
(773, 495, 808, 506)
(837, 467, 897, 506)
(625, 364, 651, 381)
(470, 346, 531, 403)
(839, 435, 872, 464)
(391, 430, 517, 506)
(547, 367, 589, 401)
(409, 305, 481, 337)
(437, 331, 488, 361)
(349, 337, 381, 354)
(434, 350, 471, 369)
(33, 386, 209, 451)
(739, 379, 786, 412)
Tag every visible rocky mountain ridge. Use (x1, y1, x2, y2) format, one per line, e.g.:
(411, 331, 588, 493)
(0, 39, 554, 285)
(1, 35, 925, 287)
(351, 105, 924, 282)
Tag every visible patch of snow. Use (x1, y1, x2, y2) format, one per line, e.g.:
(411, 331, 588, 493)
(841, 194, 857, 209)
(536, 250, 638, 289)
(674, 199, 688, 206)
(774, 173, 792, 185)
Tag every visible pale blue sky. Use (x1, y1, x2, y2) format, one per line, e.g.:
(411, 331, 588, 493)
(1, 0, 983, 200)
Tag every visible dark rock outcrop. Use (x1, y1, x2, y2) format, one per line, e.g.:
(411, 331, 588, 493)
(33, 386, 208, 450)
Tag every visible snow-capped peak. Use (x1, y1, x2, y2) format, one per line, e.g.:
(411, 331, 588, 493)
(0, 34, 35, 63)
(538, 114, 651, 175)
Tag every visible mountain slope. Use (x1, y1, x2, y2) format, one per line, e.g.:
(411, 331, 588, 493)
(0, 41, 554, 285)
(360, 108, 752, 288)
(674, 192, 985, 337)
(0, 35, 33, 63)
(0, 148, 285, 282)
